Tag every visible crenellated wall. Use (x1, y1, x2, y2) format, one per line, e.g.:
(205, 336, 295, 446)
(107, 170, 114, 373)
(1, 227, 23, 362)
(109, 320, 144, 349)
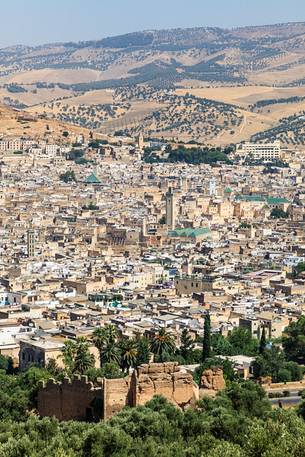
(38, 374, 103, 421)
(38, 363, 201, 421)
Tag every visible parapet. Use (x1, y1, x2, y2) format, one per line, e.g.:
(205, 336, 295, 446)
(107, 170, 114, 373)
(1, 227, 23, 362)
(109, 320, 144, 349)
(131, 362, 199, 410)
(37, 363, 202, 421)
(38, 374, 102, 421)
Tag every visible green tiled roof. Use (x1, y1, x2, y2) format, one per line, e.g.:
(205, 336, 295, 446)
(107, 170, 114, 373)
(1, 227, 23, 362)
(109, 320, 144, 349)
(235, 195, 266, 202)
(224, 187, 233, 193)
(266, 197, 289, 205)
(235, 195, 290, 205)
(85, 173, 101, 184)
(169, 227, 211, 238)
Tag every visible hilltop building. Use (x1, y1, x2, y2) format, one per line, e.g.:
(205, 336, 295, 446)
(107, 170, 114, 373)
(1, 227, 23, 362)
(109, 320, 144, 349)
(237, 141, 281, 161)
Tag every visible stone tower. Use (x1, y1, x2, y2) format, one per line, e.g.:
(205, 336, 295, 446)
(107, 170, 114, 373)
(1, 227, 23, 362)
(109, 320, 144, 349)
(137, 132, 144, 151)
(165, 187, 176, 230)
(209, 177, 216, 196)
(27, 227, 35, 258)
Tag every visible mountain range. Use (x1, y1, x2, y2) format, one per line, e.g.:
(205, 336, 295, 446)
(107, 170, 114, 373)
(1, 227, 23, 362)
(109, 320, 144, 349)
(1, 23, 305, 146)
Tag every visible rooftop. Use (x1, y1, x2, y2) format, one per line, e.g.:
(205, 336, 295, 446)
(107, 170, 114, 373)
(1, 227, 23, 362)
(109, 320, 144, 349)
(235, 195, 290, 204)
(85, 173, 101, 184)
(169, 227, 211, 238)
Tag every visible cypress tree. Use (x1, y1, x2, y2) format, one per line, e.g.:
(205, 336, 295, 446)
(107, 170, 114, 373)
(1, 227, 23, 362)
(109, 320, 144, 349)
(202, 313, 211, 362)
(259, 326, 267, 354)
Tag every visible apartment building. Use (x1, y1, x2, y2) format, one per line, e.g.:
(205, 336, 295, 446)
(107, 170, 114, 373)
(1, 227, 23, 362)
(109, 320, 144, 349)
(238, 141, 281, 161)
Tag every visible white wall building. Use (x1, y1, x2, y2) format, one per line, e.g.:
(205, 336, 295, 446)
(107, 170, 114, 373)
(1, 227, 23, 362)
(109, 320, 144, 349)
(238, 141, 281, 161)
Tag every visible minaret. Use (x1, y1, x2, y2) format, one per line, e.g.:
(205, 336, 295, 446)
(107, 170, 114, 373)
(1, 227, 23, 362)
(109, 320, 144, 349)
(93, 164, 99, 178)
(142, 217, 147, 237)
(209, 178, 216, 196)
(165, 187, 176, 230)
(137, 132, 144, 151)
(27, 226, 35, 258)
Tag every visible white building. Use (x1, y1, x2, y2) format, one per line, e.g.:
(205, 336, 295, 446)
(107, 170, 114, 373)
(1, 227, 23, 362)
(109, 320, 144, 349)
(8, 138, 22, 151)
(45, 144, 59, 155)
(238, 141, 281, 161)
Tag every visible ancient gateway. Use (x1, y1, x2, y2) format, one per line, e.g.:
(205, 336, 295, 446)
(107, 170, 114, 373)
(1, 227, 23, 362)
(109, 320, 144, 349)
(37, 363, 225, 421)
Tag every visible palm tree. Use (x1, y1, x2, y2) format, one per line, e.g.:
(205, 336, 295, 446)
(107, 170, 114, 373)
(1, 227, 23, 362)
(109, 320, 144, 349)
(120, 339, 138, 372)
(61, 339, 77, 375)
(61, 337, 95, 375)
(136, 337, 151, 366)
(92, 327, 107, 366)
(104, 324, 119, 344)
(150, 328, 175, 362)
(100, 342, 121, 366)
(92, 324, 119, 367)
(73, 337, 95, 374)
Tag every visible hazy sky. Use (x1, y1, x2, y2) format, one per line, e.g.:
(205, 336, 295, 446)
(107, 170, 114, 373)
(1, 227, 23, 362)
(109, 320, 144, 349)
(2, 0, 305, 47)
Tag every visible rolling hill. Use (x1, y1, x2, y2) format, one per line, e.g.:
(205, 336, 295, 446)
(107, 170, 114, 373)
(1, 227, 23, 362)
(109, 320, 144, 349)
(2, 23, 305, 145)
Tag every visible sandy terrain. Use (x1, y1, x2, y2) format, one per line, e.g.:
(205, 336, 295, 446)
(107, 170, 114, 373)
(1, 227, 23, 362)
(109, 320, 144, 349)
(248, 63, 305, 86)
(176, 86, 305, 107)
(97, 101, 163, 133)
(6, 68, 106, 85)
(0, 104, 88, 141)
(59, 89, 114, 106)
(0, 87, 73, 107)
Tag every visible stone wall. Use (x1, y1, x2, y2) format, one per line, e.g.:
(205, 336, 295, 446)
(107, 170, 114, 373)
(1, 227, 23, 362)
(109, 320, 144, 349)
(38, 363, 200, 421)
(38, 375, 103, 421)
(260, 378, 305, 392)
(200, 367, 226, 398)
(131, 362, 199, 409)
(103, 376, 131, 419)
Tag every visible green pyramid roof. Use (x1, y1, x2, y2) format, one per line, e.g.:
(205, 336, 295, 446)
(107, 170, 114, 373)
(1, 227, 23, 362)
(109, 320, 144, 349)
(85, 173, 101, 184)
(169, 227, 211, 238)
(224, 187, 233, 193)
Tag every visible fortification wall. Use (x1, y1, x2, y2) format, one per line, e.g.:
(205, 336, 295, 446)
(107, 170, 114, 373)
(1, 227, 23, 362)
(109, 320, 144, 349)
(131, 362, 199, 408)
(103, 376, 131, 419)
(38, 375, 102, 421)
(37, 363, 204, 421)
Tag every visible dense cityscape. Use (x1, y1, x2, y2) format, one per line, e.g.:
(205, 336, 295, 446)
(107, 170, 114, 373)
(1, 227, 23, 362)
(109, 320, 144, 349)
(2, 1, 305, 455)
(0, 126, 304, 454)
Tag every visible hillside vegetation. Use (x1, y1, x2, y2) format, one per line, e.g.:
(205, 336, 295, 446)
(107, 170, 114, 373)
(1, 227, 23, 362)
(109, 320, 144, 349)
(3, 23, 305, 145)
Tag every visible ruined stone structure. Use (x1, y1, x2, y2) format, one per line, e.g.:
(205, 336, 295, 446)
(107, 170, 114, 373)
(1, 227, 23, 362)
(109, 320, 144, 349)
(132, 362, 198, 409)
(103, 376, 132, 419)
(200, 367, 226, 397)
(38, 375, 103, 421)
(38, 362, 199, 421)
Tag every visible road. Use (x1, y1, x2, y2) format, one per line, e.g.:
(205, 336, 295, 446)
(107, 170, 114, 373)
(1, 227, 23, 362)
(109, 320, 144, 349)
(269, 390, 302, 408)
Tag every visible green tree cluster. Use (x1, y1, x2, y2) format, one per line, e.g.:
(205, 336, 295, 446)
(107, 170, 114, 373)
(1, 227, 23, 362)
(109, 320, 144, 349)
(270, 207, 289, 219)
(253, 346, 302, 382)
(2, 384, 305, 456)
(144, 145, 232, 165)
(211, 328, 258, 357)
(283, 316, 305, 363)
(59, 170, 76, 183)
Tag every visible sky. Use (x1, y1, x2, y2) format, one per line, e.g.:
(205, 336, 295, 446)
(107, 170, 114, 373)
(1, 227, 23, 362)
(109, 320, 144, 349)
(1, 0, 305, 47)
